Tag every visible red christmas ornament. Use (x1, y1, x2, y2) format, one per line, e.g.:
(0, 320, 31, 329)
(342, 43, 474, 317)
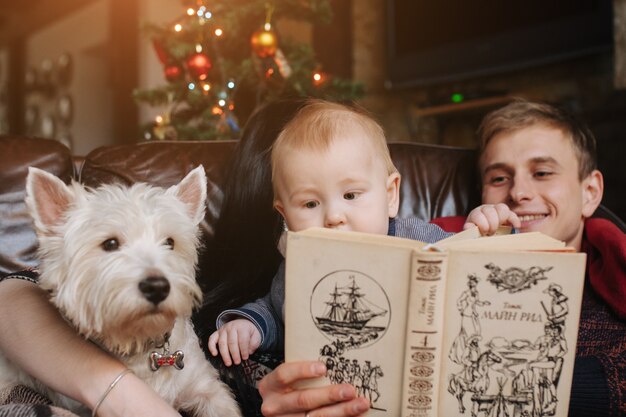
(186, 53, 212, 81)
(164, 64, 183, 82)
(250, 29, 278, 58)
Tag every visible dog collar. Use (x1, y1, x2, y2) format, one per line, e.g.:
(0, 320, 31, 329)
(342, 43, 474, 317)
(149, 332, 184, 371)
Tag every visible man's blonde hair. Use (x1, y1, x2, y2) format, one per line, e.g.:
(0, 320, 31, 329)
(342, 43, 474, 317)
(478, 99, 598, 180)
(271, 99, 397, 188)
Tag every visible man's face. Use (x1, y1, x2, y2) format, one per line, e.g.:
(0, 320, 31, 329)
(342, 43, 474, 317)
(273, 133, 400, 235)
(480, 125, 602, 250)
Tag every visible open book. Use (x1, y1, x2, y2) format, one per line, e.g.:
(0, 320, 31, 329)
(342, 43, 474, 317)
(284, 227, 586, 417)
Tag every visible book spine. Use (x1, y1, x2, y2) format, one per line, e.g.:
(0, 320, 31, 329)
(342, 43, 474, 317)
(400, 250, 448, 417)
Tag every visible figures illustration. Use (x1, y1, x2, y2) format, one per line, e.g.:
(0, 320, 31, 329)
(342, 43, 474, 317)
(446, 265, 570, 417)
(449, 274, 491, 364)
(459, 274, 491, 336)
(528, 323, 567, 416)
(311, 272, 391, 411)
(319, 344, 384, 408)
(542, 284, 568, 329)
(361, 360, 384, 404)
(448, 344, 502, 416)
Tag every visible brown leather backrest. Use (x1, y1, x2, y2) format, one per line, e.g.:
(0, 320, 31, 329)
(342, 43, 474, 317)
(0, 136, 477, 275)
(390, 142, 480, 220)
(79, 140, 238, 244)
(0, 136, 74, 274)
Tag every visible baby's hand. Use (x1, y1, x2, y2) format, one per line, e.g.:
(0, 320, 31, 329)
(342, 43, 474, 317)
(464, 203, 521, 235)
(207, 319, 262, 366)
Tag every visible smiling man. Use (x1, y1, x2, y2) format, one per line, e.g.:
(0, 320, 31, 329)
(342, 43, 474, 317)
(478, 102, 603, 251)
(438, 100, 626, 417)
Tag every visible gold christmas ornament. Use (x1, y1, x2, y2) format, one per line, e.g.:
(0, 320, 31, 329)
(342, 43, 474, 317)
(251, 29, 278, 58)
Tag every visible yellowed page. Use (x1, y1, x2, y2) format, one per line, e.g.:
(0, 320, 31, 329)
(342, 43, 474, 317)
(285, 229, 417, 416)
(437, 249, 586, 417)
(437, 231, 566, 252)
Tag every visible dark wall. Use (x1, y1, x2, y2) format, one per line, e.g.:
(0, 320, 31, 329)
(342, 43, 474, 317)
(585, 91, 626, 220)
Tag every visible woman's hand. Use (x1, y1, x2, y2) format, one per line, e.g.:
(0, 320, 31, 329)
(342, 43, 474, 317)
(258, 361, 370, 417)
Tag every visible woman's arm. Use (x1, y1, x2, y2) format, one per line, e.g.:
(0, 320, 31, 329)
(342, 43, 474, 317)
(257, 361, 370, 417)
(0, 278, 181, 417)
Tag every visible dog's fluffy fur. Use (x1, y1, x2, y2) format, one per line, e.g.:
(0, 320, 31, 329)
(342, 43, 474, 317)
(0, 166, 241, 417)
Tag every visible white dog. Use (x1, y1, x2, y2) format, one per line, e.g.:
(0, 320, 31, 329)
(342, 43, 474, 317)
(0, 166, 241, 417)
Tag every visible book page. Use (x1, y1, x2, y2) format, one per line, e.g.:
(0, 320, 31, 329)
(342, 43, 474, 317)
(438, 249, 586, 417)
(285, 230, 418, 417)
(436, 231, 567, 252)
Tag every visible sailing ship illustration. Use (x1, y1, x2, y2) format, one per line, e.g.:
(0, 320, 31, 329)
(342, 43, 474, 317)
(315, 277, 388, 330)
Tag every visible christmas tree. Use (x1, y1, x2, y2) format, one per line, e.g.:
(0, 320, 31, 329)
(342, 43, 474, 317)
(134, 0, 365, 141)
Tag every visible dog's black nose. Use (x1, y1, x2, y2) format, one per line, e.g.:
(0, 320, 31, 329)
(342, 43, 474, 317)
(139, 276, 170, 305)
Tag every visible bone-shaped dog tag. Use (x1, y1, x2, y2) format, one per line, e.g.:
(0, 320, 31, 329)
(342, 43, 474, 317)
(149, 349, 185, 371)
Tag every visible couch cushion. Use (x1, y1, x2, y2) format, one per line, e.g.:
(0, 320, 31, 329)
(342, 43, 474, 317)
(0, 136, 74, 275)
(389, 142, 480, 221)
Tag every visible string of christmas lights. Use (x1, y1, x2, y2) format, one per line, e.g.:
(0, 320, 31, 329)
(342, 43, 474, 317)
(134, 0, 364, 141)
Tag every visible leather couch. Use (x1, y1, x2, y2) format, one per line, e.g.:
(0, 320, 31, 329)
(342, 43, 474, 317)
(0, 135, 483, 277)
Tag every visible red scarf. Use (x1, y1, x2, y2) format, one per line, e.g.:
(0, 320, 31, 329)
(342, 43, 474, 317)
(583, 218, 626, 319)
(432, 216, 626, 319)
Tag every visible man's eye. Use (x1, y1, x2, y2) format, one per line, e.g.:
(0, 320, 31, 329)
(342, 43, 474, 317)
(101, 238, 120, 252)
(304, 201, 318, 209)
(344, 192, 356, 200)
(534, 171, 553, 178)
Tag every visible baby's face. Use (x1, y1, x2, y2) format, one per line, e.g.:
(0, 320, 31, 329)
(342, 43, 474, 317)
(274, 134, 399, 235)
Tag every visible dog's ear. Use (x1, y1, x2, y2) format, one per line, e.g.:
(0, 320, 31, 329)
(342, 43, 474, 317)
(26, 167, 74, 235)
(168, 165, 207, 224)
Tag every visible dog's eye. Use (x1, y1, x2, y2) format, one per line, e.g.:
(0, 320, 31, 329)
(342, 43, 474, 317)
(101, 238, 120, 252)
(165, 237, 175, 249)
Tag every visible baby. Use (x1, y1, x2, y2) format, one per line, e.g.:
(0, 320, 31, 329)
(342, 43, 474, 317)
(208, 99, 517, 365)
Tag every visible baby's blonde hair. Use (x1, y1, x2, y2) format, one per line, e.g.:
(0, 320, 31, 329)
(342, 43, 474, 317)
(271, 99, 397, 190)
